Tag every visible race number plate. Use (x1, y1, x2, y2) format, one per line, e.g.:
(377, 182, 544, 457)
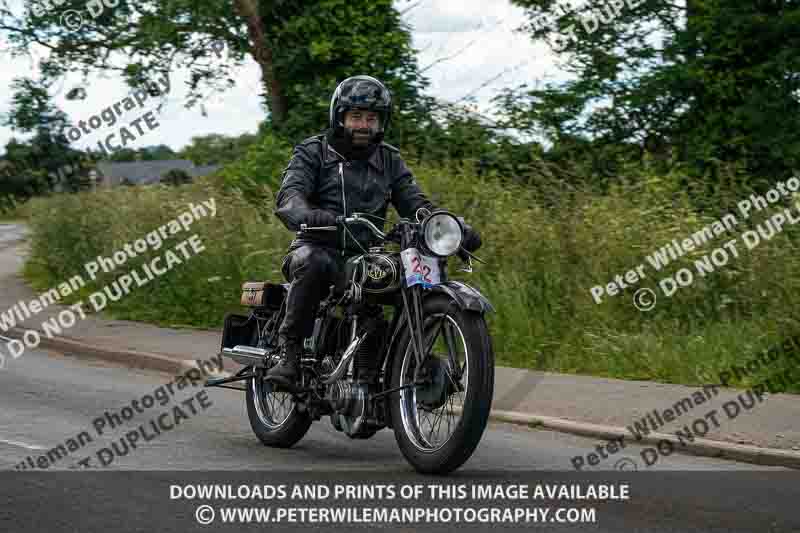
(401, 248, 441, 288)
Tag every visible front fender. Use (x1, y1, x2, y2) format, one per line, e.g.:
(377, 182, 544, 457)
(427, 280, 495, 314)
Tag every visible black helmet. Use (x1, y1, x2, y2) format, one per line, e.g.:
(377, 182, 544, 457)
(329, 75, 392, 145)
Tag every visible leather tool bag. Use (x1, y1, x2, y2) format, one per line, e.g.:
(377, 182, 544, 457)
(240, 282, 286, 309)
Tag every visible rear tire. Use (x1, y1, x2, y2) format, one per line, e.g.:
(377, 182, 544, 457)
(246, 367, 311, 448)
(389, 295, 494, 474)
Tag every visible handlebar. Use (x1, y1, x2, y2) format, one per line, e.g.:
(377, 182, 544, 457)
(300, 212, 485, 267)
(299, 213, 387, 240)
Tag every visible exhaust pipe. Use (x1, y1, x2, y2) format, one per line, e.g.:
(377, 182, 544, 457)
(221, 345, 280, 367)
(223, 338, 367, 378)
(322, 335, 366, 385)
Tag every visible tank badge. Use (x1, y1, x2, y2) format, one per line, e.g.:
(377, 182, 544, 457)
(367, 262, 387, 280)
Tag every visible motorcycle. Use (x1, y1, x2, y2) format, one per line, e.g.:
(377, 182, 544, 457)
(205, 209, 495, 474)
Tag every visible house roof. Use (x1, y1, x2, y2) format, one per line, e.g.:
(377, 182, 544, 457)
(191, 165, 221, 177)
(95, 160, 219, 185)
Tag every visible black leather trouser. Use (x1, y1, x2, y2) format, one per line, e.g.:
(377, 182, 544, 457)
(277, 244, 347, 346)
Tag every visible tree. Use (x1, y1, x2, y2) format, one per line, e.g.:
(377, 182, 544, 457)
(1, 137, 97, 195)
(256, 0, 432, 144)
(0, 76, 86, 195)
(106, 145, 178, 162)
(0, 139, 51, 198)
(162, 168, 193, 186)
(1, 0, 431, 145)
(141, 144, 178, 161)
(108, 149, 140, 162)
(505, 0, 800, 184)
(179, 133, 258, 165)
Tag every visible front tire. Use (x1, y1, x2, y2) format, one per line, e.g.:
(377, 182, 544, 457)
(246, 367, 311, 448)
(390, 295, 494, 474)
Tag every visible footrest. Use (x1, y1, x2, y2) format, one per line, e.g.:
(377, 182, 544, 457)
(205, 376, 232, 387)
(204, 370, 256, 389)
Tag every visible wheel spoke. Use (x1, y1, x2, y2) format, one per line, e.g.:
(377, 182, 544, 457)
(254, 376, 295, 429)
(419, 408, 434, 447)
(399, 314, 472, 453)
(278, 393, 289, 413)
(436, 405, 449, 443)
(444, 366, 460, 394)
(429, 406, 445, 444)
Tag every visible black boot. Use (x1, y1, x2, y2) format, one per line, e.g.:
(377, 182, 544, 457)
(266, 341, 300, 388)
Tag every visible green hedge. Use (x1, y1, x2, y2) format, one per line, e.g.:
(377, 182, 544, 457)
(22, 136, 800, 391)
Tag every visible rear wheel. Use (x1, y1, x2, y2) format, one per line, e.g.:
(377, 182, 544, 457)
(390, 295, 494, 474)
(246, 367, 311, 448)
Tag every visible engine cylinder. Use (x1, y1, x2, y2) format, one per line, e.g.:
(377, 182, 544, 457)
(355, 315, 387, 381)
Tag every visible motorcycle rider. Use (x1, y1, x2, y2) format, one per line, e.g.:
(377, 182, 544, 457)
(268, 75, 482, 387)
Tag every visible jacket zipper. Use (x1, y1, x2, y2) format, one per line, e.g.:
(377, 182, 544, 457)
(339, 162, 346, 255)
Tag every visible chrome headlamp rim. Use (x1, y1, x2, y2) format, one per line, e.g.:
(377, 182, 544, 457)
(421, 211, 463, 257)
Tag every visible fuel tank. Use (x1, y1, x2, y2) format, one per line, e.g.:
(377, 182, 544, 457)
(345, 251, 402, 293)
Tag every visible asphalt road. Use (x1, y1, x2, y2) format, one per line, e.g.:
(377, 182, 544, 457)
(0, 346, 786, 472)
(1, 346, 798, 533)
(0, 223, 26, 247)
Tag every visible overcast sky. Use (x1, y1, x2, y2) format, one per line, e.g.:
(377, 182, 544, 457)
(0, 0, 563, 153)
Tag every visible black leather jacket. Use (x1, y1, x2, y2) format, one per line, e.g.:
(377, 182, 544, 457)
(275, 132, 435, 254)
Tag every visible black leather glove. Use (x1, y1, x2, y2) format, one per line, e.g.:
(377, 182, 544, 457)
(306, 209, 337, 227)
(459, 217, 482, 252)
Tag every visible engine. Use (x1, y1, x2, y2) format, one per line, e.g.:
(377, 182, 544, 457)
(323, 312, 388, 438)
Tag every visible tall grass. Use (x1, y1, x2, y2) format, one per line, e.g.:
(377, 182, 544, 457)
(0, 195, 23, 220)
(21, 138, 800, 391)
(23, 177, 291, 329)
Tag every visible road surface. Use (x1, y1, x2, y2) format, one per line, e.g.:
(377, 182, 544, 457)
(0, 346, 797, 533)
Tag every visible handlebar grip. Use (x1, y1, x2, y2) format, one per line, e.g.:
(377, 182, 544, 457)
(298, 224, 337, 233)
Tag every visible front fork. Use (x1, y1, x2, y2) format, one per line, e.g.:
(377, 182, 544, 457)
(396, 222, 463, 385)
(397, 221, 452, 375)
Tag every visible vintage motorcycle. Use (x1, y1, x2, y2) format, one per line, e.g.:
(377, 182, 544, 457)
(205, 209, 495, 474)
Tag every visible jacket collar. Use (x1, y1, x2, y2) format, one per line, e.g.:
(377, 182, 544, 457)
(323, 135, 383, 172)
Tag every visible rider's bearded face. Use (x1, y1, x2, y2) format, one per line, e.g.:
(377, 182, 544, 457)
(344, 110, 380, 146)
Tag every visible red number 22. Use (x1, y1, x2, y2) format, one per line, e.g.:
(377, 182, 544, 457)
(410, 256, 432, 282)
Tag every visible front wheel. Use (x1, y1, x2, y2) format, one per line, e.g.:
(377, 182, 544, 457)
(390, 294, 494, 474)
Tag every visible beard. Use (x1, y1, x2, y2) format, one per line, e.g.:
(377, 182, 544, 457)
(327, 127, 382, 161)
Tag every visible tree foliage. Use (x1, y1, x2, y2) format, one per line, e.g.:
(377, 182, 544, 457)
(179, 133, 258, 165)
(106, 145, 179, 162)
(256, 0, 431, 145)
(162, 168, 193, 186)
(0, 136, 93, 196)
(506, 0, 800, 184)
(1, 0, 431, 145)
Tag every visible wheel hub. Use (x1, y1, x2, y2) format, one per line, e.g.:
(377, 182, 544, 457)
(415, 357, 451, 410)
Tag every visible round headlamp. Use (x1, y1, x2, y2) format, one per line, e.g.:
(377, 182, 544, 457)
(422, 212, 463, 257)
